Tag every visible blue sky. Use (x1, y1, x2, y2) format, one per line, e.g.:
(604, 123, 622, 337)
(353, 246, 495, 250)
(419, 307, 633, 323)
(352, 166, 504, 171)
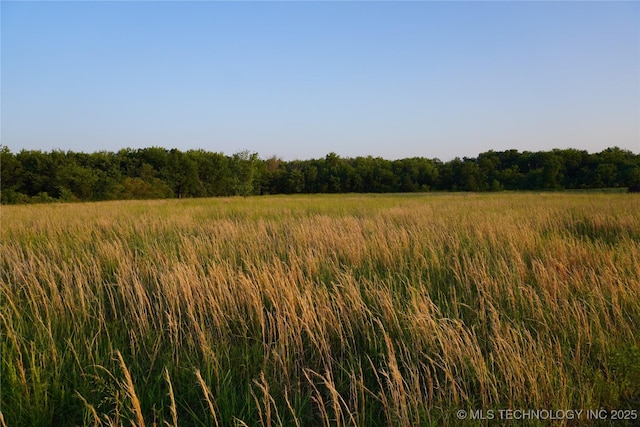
(2, 1, 638, 161)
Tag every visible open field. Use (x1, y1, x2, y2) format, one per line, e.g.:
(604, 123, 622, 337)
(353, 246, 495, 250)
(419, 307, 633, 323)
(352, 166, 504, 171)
(1, 193, 639, 426)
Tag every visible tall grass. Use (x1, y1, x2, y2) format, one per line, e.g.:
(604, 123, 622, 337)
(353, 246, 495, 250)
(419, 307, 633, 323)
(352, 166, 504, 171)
(1, 193, 639, 426)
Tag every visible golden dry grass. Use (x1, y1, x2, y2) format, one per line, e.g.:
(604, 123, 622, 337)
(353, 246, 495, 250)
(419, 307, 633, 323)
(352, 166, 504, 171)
(1, 193, 639, 426)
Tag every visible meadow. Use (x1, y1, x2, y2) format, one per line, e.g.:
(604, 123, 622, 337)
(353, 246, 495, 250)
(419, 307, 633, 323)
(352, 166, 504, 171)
(1, 193, 639, 426)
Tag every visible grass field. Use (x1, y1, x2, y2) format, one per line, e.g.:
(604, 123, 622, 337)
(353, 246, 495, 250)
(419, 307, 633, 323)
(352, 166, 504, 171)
(1, 193, 639, 426)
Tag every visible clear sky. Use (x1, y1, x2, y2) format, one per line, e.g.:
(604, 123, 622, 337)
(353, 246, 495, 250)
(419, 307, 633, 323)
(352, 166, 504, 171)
(2, 1, 639, 161)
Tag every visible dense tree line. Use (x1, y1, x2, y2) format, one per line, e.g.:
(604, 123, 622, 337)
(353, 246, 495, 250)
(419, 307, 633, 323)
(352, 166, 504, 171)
(1, 146, 639, 204)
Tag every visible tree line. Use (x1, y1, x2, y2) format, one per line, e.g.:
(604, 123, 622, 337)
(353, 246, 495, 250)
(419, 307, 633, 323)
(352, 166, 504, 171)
(1, 146, 639, 204)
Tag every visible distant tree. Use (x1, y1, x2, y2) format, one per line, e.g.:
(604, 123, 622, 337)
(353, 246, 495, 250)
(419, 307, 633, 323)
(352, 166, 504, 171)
(1, 146, 26, 203)
(477, 151, 500, 190)
(436, 158, 459, 191)
(628, 167, 640, 187)
(261, 156, 285, 194)
(188, 150, 230, 197)
(87, 151, 125, 200)
(230, 150, 259, 196)
(16, 150, 58, 197)
(2, 145, 640, 203)
(287, 169, 305, 193)
(372, 157, 399, 192)
(116, 148, 142, 178)
(303, 163, 319, 193)
(57, 162, 96, 200)
(542, 153, 562, 190)
(122, 177, 173, 199)
(393, 158, 420, 192)
(495, 165, 523, 190)
(165, 149, 202, 198)
(352, 156, 376, 192)
(554, 148, 588, 188)
(138, 147, 169, 173)
(594, 163, 618, 188)
(460, 160, 482, 191)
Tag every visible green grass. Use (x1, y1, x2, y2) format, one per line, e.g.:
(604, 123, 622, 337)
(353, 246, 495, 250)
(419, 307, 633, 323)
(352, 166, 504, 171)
(1, 193, 639, 426)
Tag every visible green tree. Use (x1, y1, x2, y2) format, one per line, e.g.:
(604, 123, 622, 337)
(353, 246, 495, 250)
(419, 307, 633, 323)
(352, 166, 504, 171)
(460, 160, 482, 191)
(122, 177, 173, 199)
(166, 149, 202, 198)
(57, 163, 96, 200)
(230, 150, 259, 196)
(554, 148, 588, 188)
(189, 150, 230, 197)
(542, 153, 562, 189)
(16, 150, 58, 197)
(1, 146, 26, 203)
(87, 151, 125, 200)
(594, 163, 618, 188)
(478, 151, 500, 190)
(287, 169, 305, 193)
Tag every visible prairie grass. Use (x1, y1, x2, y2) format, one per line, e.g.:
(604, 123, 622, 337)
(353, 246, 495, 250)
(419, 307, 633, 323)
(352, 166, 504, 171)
(1, 193, 639, 426)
